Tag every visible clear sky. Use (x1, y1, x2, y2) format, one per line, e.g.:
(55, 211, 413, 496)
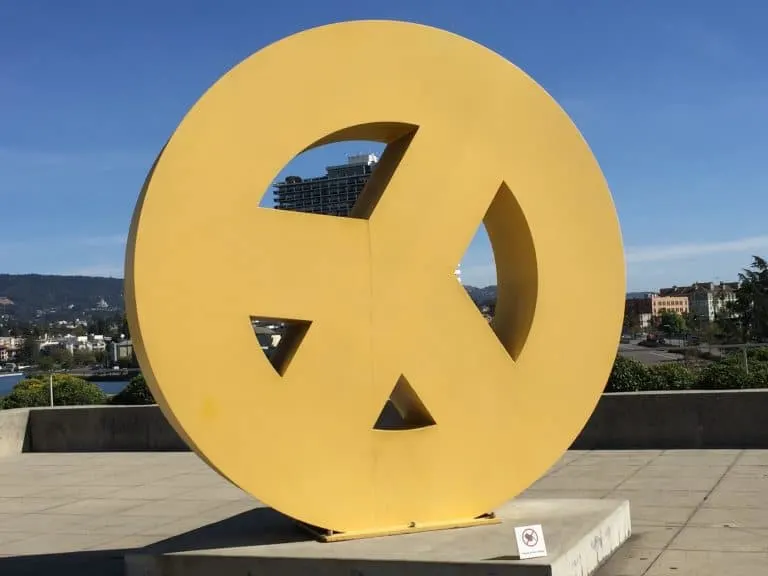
(1, 0, 767, 290)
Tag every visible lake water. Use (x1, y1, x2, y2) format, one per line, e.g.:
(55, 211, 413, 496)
(0, 374, 130, 398)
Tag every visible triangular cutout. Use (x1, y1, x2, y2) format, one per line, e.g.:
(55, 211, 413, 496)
(250, 316, 312, 376)
(373, 375, 436, 430)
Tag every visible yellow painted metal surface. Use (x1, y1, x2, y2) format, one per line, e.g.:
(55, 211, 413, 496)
(126, 20, 625, 534)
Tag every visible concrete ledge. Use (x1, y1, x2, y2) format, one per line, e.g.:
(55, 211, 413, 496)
(573, 389, 768, 450)
(0, 408, 30, 457)
(26, 405, 188, 453)
(125, 499, 631, 576)
(1, 388, 767, 456)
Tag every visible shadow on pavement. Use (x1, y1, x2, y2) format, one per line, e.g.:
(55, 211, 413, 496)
(0, 549, 126, 576)
(0, 507, 312, 576)
(142, 506, 312, 554)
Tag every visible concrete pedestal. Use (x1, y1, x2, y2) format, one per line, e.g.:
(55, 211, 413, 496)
(125, 499, 631, 576)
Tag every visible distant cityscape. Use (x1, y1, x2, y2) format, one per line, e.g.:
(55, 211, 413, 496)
(1, 155, 764, 377)
(624, 281, 740, 331)
(0, 332, 133, 371)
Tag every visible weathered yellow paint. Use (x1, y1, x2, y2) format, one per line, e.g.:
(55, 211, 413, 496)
(126, 20, 625, 535)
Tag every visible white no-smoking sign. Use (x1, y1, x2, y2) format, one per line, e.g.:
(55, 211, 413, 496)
(514, 523, 547, 559)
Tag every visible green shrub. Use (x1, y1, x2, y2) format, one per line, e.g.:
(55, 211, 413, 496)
(1, 374, 106, 409)
(696, 362, 751, 390)
(110, 374, 155, 405)
(53, 375, 107, 405)
(747, 347, 768, 362)
(604, 347, 768, 393)
(0, 379, 48, 409)
(745, 363, 768, 389)
(645, 363, 695, 391)
(606, 356, 650, 392)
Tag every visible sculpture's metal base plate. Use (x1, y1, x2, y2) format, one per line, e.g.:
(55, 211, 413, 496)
(298, 512, 500, 542)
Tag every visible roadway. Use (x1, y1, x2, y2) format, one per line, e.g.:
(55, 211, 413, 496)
(618, 342, 683, 365)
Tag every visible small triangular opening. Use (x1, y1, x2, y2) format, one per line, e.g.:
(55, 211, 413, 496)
(373, 374, 436, 430)
(250, 316, 312, 376)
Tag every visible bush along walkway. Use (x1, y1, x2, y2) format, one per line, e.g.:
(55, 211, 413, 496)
(4, 351, 768, 409)
(607, 347, 768, 392)
(1, 373, 155, 409)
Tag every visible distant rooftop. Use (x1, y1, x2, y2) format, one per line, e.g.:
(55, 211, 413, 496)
(345, 153, 379, 166)
(275, 153, 379, 188)
(625, 291, 656, 300)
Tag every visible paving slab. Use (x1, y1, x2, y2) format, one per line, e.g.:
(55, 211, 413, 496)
(713, 476, 768, 493)
(625, 506, 690, 527)
(615, 475, 722, 493)
(702, 487, 768, 508)
(645, 550, 768, 576)
(621, 525, 680, 550)
(595, 546, 662, 576)
(0, 450, 767, 575)
(688, 507, 768, 528)
(734, 450, 768, 465)
(125, 499, 631, 576)
(608, 490, 708, 509)
(667, 527, 768, 553)
(630, 464, 729, 478)
(530, 474, 627, 492)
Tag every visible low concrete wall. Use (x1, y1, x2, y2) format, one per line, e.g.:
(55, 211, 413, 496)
(572, 389, 768, 450)
(0, 408, 30, 457)
(25, 405, 188, 453)
(1, 389, 767, 456)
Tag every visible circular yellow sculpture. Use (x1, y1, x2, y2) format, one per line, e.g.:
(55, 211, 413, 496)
(126, 20, 625, 535)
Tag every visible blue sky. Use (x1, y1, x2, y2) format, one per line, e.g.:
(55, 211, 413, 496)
(1, 1, 767, 290)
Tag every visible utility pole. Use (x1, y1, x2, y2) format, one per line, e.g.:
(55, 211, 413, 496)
(49, 371, 54, 407)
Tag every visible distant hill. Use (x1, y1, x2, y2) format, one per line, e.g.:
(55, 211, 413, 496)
(0, 274, 124, 321)
(0, 272, 495, 323)
(464, 285, 497, 306)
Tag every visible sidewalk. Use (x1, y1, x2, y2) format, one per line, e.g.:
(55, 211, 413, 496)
(1, 449, 766, 575)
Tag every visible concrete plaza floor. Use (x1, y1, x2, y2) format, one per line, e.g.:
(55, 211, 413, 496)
(0, 450, 767, 575)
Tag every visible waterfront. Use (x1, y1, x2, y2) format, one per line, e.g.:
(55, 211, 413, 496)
(0, 373, 129, 397)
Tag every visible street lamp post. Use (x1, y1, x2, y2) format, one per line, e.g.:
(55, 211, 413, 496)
(743, 345, 750, 375)
(48, 367, 64, 407)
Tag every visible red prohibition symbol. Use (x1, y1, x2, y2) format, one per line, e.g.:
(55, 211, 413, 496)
(522, 528, 539, 547)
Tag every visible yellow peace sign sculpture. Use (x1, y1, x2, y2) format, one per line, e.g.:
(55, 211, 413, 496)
(126, 20, 625, 539)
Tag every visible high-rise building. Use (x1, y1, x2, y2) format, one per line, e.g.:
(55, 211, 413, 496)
(273, 154, 378, 216)
(272, 154, 462, 281)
